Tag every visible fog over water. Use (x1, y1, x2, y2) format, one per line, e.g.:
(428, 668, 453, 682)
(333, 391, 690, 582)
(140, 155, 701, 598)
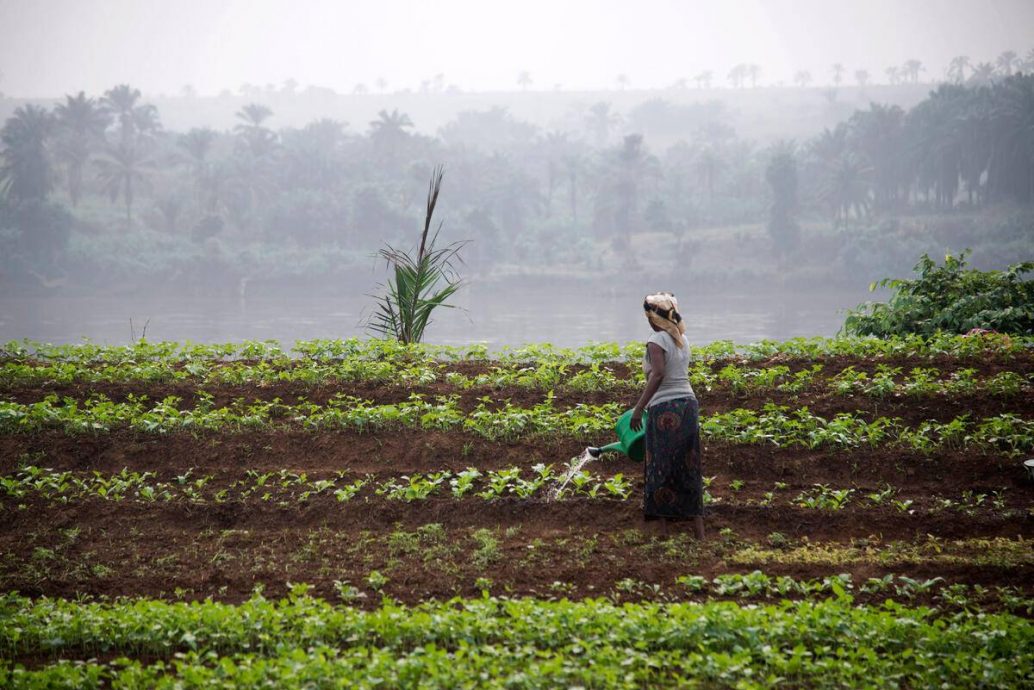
(1, 286, 871, 348)
(1, 1, 1032, 349)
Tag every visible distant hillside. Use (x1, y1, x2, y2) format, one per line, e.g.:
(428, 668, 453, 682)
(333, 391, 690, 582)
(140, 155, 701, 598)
(0, 84, 931, 147)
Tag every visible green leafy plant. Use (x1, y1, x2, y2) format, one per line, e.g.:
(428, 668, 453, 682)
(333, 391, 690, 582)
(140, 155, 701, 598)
(365, 570, 389, 592)
(366, 166, 467, 344)
(844, 252, 1034, 336)
(794, 484, 854, 510)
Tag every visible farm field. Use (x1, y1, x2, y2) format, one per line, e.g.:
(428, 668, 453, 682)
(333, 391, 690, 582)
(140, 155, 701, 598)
(1, 334, 1033, 687)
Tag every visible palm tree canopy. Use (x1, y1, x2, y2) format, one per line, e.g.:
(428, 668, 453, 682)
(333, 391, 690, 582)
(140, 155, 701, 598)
(179, 128, 218, 164)
(0, 104, 55, 202)
(102, 84, 141, 116)
(369, 109, 414, 139)
(55, 92, 110, 137)
(235, 104, 273, 130)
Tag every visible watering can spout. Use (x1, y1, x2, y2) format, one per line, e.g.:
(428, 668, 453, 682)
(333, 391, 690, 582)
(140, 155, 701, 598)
(592, 409, 648, 461)
(587, 442, 624, 458)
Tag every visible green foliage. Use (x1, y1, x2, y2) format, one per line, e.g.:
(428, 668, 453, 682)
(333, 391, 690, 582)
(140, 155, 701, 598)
(0, 199, 74, 266)
(0, 594, 1031, 688)
(794, 484, 855, 510)
(4, 335, 1033, 403)
(367, 166, 466, 344)
(3, 392, 1032, 456)
(765, 142, 800, 254)
(1, 463, 636, 505)
(844, 252, 1034, 336)
(4, 332, 1032, 372)
(0, 105, 55, 203)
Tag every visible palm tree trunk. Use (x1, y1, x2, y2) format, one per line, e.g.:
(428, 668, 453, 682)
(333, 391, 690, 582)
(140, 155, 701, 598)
(569, 170, 578, 223)
(546, 160, 556, 216)
(69, 163, 82, 207)
(125, 175, 133, 224)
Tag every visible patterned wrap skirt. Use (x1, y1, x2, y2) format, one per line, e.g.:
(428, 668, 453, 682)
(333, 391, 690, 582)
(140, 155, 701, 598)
(643, 396, 704, 519)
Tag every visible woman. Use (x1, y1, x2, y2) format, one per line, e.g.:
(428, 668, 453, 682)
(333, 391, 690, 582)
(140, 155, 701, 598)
(629, 292, 705, 538)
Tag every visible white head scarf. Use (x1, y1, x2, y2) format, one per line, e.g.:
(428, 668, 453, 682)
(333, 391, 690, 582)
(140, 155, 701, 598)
(644, 292, 686, 348)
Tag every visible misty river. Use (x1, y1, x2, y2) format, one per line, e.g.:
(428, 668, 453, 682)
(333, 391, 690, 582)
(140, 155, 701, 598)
(1, 284, 872, 349)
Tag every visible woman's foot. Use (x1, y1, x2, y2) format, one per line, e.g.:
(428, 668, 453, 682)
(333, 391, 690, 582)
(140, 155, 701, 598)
(641, 516, 669, 537)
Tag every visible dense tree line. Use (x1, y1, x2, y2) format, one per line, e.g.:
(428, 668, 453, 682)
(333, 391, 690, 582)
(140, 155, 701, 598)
(1, 74, 1032, 282)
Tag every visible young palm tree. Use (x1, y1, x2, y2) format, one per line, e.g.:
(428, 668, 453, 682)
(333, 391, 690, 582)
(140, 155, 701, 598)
(855, 70, 870, 88)
(794, 71, 812, 88)
(517, 71, 532, 91)
(0, 104, 55, 203)
(54, 92, 110, 205)
(367, 166, 467, 344)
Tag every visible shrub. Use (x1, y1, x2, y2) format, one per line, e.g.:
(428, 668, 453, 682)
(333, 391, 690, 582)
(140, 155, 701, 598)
(843, 251, 1034, 336)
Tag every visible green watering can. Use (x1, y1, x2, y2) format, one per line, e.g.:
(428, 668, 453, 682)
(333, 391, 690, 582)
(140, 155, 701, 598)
(587, 408, 648, 461)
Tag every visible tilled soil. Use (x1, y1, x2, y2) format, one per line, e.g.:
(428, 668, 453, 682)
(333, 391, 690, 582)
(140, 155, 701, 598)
(2, 496, 1030, 606)
(2, 353, 1032, 608)
(1, 429, 1029, 489)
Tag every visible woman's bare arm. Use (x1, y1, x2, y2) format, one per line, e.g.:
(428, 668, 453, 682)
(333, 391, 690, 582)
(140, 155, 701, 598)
(630, 343, 666, 431)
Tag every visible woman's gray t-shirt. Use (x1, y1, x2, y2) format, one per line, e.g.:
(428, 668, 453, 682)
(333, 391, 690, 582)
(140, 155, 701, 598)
(643, 331, 696, 407)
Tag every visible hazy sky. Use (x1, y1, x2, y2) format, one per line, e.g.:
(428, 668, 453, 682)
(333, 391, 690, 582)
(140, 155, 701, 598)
(1, 0, 1032, 97)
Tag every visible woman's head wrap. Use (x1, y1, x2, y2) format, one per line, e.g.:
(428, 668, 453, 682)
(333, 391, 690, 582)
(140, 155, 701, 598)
(644, 292, 686, 348)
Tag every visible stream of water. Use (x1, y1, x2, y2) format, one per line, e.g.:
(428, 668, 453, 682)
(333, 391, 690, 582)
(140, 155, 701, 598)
(548, 448, 597, 501)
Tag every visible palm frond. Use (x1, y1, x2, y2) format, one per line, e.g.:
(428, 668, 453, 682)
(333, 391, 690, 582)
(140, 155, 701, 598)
(366, 166, 468, 344)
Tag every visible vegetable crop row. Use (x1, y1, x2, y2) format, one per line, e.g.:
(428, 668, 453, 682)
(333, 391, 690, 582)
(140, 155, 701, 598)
(0, 393, 620, 440)
(5, 466, 1026, 521)
(4, 331, 1030, 368)
(3, 393, 1033, 455)
(4, 355, 1031, 401)
(1, 593, 1030, 689)
(0, 464, 635, 504)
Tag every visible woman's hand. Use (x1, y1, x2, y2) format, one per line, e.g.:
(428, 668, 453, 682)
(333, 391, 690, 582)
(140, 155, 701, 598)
(630, 407, 644, 431)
